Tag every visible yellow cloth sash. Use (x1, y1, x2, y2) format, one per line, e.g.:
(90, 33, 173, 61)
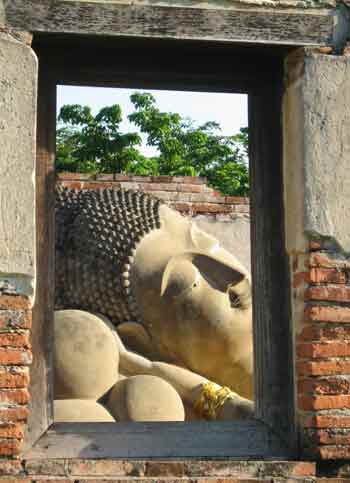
(194, 382, 236, 420)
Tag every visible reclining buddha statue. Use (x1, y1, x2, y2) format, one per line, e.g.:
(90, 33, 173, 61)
(54, 186, 253, 422)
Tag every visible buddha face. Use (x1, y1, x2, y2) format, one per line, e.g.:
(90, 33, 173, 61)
(126, 206, 253, 398)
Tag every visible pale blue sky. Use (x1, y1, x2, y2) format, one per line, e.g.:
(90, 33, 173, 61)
(57, 86, 248, 157)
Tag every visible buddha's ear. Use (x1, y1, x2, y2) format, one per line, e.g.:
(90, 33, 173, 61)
(161, 254, 199, 298)
(161, 251, 248, 297)
(117, 322, 153, 358)
(189, 223, 249, 289)
(191, 253, 246, 292)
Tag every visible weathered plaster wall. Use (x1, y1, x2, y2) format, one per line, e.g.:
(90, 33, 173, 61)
(303, 53, 350, 254)
(195, 216, 251, 272)
(0, 32, 37, 297)
(284, 49, 350, 461)
(0, 0, 341, 51)
(0, 30, 36, 458)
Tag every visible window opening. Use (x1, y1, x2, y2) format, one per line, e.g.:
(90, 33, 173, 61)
(54, 86, 254, 424)
(28, 36, 294, 458)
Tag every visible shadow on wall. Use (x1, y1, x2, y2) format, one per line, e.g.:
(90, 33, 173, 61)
(194, 216, 251, 274)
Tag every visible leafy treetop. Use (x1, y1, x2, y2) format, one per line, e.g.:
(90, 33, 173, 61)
(56, 93, 249, 196)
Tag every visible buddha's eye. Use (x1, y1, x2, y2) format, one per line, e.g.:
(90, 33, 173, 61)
(228, 286, 241, 308)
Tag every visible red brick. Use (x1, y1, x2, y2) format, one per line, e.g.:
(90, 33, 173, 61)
(0, 310, 32, 330)
(3, 480, 32, 483)
(68, 460, 146, 477)
(25, 459, 67, 476)
(61, 181, 79, 189)
(298, 325, 350, 342)
(319, 445, 350, 459)
(0, 407, 29, 422)
(30, 480, 70, 483)
(146, 462, 185, 478)
(298, 377, 350, 395)
(302, 415, 350, 428)
(297, 360, 350, 376)
(112, 174, 132, 181)
(297, 342, 350, 359)
(297, 325, 320, 342)
(316, 479, 350, 483)
(0, 388, 30, 405)
(289, 462, 316, 477)
(192, 204, 232, 214)
(0, 296, 31, 310)
(57, 172, 90, 181)
(63, 181, 83, 190)
(172, 202, 247, 215)
(82, 182, 120, 190)
(0, 438, 22, 456)
(0, 368, 29, 388)
(78, 480, 267, 483)
(123, 175, 149, 183)
(0, 349, 32, 365)
(142, 183, 174, 192)
(305, 305, 350, 324)
(151, 175, 174, 183)
(306, 428, 350, 445)
(176, 184, 203, 193)
(299, 394, 350, 410)
(92, 174, 124, 181)
(225, 196, 249, 205)
(310, 240, 323, 250)
(234, 205, 250, 214)
(171, 176, 205, 185)
(309, 268, 346, 284)
(0, 333, 30, 348)
(310, 252, 350, 269)
(173, 202, 192, 212)
(0, 479, 31, 483)
(194, 480, 278, 483)
(0, 459, 23, 475)
(307, 285, 350, 303)
(0, 423, 24, 439)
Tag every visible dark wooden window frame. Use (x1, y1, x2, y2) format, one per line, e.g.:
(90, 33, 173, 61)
(6, 0, 340, 459)
(23, 33, 297, 459)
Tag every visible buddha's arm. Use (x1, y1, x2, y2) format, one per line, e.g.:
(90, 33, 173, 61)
(114, 329, 253, 419)
(115, 329, 205, 403)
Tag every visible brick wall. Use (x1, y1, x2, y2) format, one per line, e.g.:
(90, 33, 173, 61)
(0, 458, 319, 481)
(0, 294, 32, 458)
(0, 28, 36, 464)
(297, 238, 350, 464)
(56, 173, 250, 218)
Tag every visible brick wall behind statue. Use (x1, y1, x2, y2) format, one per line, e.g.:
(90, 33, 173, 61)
(56, 173, 250, 215)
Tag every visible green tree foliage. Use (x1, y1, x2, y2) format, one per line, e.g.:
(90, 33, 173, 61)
(56, 104, 145, 174)
(56, 94, 249, 196)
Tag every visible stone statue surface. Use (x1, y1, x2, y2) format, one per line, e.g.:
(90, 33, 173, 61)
(54, 310, 253, 422)
(55, 187, 253, 421)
